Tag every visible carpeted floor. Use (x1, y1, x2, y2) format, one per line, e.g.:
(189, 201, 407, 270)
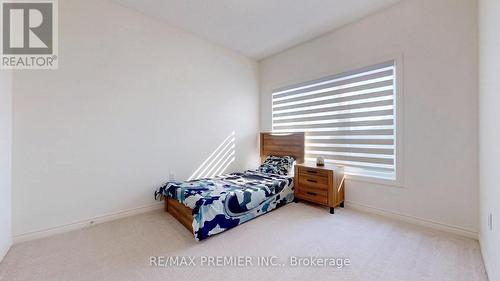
(0, 203, 488, 281)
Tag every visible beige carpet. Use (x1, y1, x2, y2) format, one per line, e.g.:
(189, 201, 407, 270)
(0, 203, 488, 281)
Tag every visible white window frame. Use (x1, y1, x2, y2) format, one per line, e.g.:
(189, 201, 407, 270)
(270, 55, 404, 187)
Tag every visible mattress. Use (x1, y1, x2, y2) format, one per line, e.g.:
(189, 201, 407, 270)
(157, 170, 294, 240)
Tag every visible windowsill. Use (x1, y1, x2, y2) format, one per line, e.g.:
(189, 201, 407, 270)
(301, 161, 402, 187)
(345, 172, 403, 187)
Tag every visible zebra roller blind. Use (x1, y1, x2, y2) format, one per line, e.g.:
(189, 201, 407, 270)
(272, 61, 397, 179)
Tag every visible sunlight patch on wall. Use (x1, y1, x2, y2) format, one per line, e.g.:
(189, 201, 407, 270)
(188, 131, 236, 181)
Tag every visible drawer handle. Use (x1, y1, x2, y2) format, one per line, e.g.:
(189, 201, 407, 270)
(306, 170, 317, 174)
(306, 191, 317, 196)
(306, 179, 317, 183)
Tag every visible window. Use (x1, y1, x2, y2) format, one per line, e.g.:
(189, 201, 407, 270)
(272, 61, 397, 180)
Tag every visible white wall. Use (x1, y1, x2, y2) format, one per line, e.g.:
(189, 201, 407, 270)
(0, 70, 12, 260)
(260, 0, 478, 235)
(12, 0, 259, 237)
(479, 0, 500, 280)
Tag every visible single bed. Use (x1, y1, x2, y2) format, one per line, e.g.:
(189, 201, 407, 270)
(155, 132, 304, 240)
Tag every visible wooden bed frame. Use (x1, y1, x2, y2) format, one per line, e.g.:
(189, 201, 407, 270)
(164, 132, 305, 233)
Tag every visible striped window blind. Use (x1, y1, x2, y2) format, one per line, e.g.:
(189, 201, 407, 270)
(272, 61, 397, 180)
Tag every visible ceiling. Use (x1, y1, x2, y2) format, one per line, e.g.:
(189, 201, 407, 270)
(114, 0, 401, 60)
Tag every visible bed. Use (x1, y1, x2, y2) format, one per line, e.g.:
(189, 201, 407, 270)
(155, 132, 304, 240)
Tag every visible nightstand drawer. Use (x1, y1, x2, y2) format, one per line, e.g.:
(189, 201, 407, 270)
(296, 185, 328, 197)
(297, 166, 329, 178)
(296, 189, 328, 205)
(298, 174, 329, 190)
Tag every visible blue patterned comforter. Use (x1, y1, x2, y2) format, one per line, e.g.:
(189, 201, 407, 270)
(156, 170, 294, 240)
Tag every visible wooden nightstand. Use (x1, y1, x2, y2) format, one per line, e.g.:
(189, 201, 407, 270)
(294, 163, 345, 214)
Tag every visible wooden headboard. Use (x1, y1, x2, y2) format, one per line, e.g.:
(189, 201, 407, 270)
(260, 132, 305, 164)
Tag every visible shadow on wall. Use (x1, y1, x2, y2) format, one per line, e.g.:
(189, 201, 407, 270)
(188, 131, 236, 180)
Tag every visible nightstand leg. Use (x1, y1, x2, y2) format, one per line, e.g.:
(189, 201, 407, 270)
(330, 207, 334, 214)
(340, 201, 344, 208)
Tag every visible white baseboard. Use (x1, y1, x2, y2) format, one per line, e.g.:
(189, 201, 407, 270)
(0, 238, 12, 263)
(13, 202, 164, 244)
(479, 236, 495, 281)
(346, 201, 478, 239)
(12, 200, 478, 244)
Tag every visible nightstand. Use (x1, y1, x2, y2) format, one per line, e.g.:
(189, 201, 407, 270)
(294, 163, 345, 214)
